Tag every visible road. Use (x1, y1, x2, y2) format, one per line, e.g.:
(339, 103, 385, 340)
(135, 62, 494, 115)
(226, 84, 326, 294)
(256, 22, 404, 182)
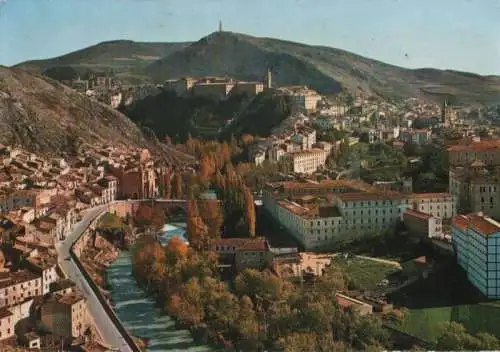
(56, 204, 133, 352)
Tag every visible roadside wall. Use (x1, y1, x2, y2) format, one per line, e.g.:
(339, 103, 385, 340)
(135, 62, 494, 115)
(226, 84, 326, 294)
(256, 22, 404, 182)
(70, 209, 141, 352)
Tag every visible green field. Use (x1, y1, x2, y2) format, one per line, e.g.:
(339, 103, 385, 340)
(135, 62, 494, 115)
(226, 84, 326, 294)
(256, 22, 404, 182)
(401, 303, 500, 342)
(332, 256, 400, 291)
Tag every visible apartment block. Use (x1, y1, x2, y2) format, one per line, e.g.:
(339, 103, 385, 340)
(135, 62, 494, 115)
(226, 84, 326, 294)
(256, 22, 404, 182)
(452, 212, 500, 298)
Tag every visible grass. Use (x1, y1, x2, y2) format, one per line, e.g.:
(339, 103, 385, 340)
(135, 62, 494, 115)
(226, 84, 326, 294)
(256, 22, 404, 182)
(401, 304, 500, 342)
(332, 256, 400, 291)
(98, 212, 126, 230)
(390, 262, 500, 342)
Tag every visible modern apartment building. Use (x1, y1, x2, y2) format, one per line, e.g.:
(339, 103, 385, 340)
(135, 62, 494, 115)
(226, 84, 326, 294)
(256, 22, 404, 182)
(452, 212, 500, 298)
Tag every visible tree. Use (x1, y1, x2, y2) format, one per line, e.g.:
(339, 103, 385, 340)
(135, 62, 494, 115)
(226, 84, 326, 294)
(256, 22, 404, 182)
(134, 204, 165, 234)
(243, 186, 256, 236)
(186, 200, 208, 250)
(199, 200, 224, 241)
(172, 172, 184, 199)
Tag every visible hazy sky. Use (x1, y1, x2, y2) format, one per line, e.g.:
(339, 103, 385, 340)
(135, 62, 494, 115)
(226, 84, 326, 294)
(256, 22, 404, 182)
(1, 0, 499, 74)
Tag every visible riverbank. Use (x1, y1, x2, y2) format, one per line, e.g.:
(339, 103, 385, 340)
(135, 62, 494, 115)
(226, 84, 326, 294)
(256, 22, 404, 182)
(106, 224, 212, 351)
(79, 231, 148, 350)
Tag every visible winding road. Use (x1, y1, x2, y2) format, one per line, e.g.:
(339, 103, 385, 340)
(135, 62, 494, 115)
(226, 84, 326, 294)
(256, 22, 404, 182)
(55, 204, 133, 352)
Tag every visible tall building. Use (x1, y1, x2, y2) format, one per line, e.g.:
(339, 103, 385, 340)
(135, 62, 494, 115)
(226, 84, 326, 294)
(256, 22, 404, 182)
(219, 20, 223, 32)
(452, 212, 500, 298)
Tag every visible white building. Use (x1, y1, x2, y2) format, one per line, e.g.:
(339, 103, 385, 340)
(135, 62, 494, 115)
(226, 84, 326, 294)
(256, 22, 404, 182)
(453, 212, 500, 298)
(263, 180, 410, 250)
(409, 193, 456, 219)
(281, 149, 328, 174)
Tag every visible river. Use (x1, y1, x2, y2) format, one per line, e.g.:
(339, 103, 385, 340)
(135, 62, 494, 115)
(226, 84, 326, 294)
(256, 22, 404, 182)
(106, 224, 212, 352)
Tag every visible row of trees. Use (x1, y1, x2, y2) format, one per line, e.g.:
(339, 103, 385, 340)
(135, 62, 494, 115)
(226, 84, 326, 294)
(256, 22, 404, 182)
(133, 236, 392, 351)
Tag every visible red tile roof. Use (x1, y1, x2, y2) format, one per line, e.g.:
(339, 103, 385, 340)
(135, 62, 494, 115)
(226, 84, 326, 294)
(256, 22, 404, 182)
(447, 139, 500, 152)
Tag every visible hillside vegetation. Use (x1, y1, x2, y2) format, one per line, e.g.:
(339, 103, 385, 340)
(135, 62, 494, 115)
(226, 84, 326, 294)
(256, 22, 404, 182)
(15, 40, 191, 84)
(14, 32, 500, 103)
(120, 89, 292, 142)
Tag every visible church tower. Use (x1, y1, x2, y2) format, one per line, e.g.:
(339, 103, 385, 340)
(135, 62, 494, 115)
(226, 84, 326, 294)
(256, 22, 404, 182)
(441, 99, 448, 124)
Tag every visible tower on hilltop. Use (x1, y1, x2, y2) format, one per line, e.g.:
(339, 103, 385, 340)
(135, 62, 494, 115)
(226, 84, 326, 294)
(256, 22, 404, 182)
(219, 20, 223, 32)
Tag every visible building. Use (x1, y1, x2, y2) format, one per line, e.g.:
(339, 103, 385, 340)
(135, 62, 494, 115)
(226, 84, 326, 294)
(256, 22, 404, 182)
(263, 180, 410, 250)
(399, 129, 433, 145)
(449, 162, 500, 217)
(447, 138, 500, 167)
(281, 149, 328, 174)
(41, 291, 88, 340)
(235, 239, 273, 272)
(0, 308, 14, 340)
(403, 209, 442, 239)
(210, 238, 274, 272)
(408, 193, 456, 219)
(291, 127, 316, 150)
(452, 212, 500, 298)
(0, 270, 42, 308)
(23, 254, 59, 295)
(282, 86, 322, 113)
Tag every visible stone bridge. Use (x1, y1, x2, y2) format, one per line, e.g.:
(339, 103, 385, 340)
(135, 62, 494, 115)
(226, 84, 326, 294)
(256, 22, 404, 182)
(108, 199, 188, 221)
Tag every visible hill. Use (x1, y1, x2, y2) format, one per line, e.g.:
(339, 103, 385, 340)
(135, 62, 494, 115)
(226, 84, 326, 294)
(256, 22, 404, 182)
(146, 31, 500, 104)
(14, 40, 191, 84)
(0, 65, 193, 164)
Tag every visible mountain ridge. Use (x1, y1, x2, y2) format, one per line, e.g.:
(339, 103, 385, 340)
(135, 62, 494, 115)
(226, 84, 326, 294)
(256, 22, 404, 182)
(13, 31, 500, 103)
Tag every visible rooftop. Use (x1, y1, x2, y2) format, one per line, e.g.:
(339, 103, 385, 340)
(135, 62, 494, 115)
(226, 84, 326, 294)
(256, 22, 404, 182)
(447, 139, 500, 152)
(404, 208, 433, 221)
(453, 212, 500, 236)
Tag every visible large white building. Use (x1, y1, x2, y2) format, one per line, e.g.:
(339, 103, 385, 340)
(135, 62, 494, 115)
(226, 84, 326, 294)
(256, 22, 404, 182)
(453, 212, 500, 298)
(263, 180, 411, 250)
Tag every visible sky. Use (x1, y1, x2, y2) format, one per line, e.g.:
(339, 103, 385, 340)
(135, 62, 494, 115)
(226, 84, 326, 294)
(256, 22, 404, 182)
(1, 0, 499, 75)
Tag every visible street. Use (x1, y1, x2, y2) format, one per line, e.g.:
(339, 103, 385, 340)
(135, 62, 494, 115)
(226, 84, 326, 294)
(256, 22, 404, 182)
(56, 205, 134, 352)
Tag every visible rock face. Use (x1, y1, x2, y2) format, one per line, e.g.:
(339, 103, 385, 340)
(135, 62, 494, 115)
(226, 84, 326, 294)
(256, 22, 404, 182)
(0, 66, 151, 155)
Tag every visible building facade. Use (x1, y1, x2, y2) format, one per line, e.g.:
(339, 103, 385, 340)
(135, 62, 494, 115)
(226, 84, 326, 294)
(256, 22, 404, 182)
(452, 212, 500, 298)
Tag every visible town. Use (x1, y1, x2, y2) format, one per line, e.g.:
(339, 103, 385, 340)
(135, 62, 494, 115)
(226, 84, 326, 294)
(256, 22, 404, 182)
(0, 71, 499, 350)
(1, 3, 500, 350)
